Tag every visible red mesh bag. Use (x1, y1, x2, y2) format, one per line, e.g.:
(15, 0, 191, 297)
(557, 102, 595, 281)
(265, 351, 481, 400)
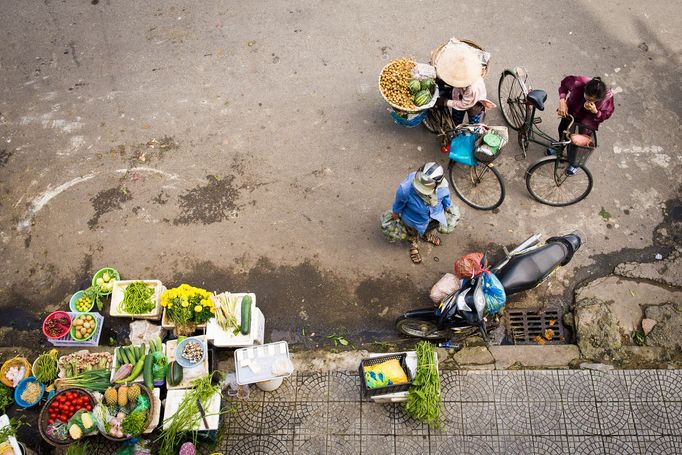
(454, 252, 488, 279)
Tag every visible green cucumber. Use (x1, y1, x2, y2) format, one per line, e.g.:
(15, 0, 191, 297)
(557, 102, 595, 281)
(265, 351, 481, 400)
(240, 295, 252, 335)
(119, 347, 130, 365)
(117, 356, 145, 383)
(166, 360, 183, 386)
(143, 351, 154, 388)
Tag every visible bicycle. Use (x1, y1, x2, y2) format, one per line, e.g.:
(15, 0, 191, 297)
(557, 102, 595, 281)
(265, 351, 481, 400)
(498, 67, 596, 206)
(443, 124, 506, 211)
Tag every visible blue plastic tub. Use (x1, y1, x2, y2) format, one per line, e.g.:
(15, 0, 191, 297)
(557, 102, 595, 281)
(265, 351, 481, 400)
(14, 376, 44, 408)
(390, 110, 427, 127)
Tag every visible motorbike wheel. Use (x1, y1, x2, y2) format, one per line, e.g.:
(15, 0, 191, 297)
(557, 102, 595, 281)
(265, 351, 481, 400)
(395, 316, 451, 340)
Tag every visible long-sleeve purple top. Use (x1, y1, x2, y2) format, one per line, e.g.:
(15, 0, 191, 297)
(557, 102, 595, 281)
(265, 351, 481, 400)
(559, 75, 614, 130)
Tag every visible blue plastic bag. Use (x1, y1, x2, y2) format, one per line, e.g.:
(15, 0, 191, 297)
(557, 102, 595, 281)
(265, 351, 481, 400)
(449, 131, 477, 166)
(481, 272, 506, 315)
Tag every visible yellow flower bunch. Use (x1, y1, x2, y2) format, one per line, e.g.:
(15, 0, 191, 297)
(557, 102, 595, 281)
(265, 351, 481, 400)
(162, 284, 214, 325)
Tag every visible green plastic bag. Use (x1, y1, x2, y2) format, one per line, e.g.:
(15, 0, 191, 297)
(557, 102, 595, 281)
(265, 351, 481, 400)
(380, 210, 408, 242)
(438, 206, 461, 234)
(151, 351, 167, 383)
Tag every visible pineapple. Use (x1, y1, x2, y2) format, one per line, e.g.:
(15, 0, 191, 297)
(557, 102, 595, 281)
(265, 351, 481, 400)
(118, 385, 128, 407)
(104, 387, 118, 406)
(127, 384, 141, 403)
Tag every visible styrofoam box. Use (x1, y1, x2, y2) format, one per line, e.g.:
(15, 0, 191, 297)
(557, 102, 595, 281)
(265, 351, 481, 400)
(109, 280, 164, 319)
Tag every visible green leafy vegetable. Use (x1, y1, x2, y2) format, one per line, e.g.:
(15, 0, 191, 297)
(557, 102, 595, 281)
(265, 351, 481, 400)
(121, 409, 148, 436)
(403, 341, 442, 429)
(0, 384, 14, 414)
(0, 416, 28, 443)
(65, 442, 90, 455)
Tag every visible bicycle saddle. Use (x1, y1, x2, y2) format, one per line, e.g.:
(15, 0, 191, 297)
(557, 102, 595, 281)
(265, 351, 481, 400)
(527, 90, 547, 111)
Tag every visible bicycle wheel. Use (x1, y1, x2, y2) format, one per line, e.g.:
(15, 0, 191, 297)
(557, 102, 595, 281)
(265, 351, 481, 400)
(395, 316, 450, 340)
(498, 70, 528, 131)
(525, 157, 593, 206)
(449, 161, 505, 210)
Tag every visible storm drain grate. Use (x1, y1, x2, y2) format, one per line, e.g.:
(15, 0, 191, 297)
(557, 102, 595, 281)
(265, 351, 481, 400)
(507, 308, 565, 344)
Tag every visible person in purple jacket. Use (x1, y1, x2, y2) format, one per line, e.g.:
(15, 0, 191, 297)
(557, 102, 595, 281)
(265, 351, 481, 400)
(557, 75, 614, 134)
(550, 76, 615, 174)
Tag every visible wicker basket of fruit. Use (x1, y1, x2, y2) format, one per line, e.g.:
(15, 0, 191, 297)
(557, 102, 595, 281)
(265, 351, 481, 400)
(97, 383, 154, 441)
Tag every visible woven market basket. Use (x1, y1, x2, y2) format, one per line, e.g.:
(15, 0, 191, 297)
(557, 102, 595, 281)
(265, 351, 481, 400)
(38, 387, 96, 447)
(100, 383, 155, 442)
(431, 38, 490, 79)
(378, 58, 421, 114)
(0, 356, 31, 387)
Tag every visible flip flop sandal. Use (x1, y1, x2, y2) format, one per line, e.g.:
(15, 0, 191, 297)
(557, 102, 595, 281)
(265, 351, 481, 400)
(423, 232, 441, 246)
(409, 246, 422, 264)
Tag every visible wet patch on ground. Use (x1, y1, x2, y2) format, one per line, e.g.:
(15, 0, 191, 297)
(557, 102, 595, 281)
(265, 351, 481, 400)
(95, 136, 178, 166)
(173, 174, 241, 225)
(172, 258, 426, 348)
(0, 148, 12, 167)
(88, 185, 133, 229)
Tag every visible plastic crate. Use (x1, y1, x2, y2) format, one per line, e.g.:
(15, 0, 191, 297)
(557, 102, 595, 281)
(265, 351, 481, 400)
(47, 312, 103, 347)
(359, 353, 413, 398)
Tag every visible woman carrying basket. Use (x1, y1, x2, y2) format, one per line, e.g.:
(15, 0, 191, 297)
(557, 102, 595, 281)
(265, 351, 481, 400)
(433, 45, 496, 125)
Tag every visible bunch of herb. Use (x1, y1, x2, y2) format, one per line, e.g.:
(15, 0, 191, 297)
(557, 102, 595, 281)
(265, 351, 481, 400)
(403, 341, 442, 429)
(0, 416, 28, 443)
(0, 384, 13, 414)
(155, 373, 223, 455)
(65, 442, 90, 455)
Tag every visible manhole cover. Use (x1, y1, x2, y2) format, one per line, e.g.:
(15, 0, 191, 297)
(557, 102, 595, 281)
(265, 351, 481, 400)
(507, 308, 565, 344)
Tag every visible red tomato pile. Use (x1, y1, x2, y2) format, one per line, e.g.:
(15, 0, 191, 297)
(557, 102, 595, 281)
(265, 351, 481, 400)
(47, 391, 93, 425)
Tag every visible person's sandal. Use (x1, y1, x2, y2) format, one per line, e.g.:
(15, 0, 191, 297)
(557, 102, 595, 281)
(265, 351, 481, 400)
(409, 245, 422, 264)
(423, 231, 441, 246)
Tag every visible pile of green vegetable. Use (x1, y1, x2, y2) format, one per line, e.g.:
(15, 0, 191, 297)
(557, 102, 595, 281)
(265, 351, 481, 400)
(403, 341, 442, 429)
(33, 351, 59, 384)
(54, 369, 111, 393)
(119, 281, 155, 314)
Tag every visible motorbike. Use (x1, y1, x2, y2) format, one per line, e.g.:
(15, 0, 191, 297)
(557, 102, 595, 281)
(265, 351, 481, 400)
(395, 232, 582, 341)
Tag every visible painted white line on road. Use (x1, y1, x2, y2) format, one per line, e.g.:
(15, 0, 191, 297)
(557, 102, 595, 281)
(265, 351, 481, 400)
(17, 174, 96, 231)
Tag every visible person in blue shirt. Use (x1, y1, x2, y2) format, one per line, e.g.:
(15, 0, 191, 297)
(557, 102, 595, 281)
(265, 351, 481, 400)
(391, 162, 454, 264)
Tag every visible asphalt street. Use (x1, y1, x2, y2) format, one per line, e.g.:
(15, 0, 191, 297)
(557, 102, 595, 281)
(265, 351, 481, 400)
(0, 0, 680, 348)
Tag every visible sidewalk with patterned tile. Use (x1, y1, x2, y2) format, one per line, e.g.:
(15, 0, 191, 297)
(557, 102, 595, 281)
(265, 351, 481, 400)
(218, 369, 682, 455)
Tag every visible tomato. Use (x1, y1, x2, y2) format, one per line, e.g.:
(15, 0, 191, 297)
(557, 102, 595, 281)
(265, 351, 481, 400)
(85, 404, 92, 411)
(69, 405, 75, 412)
(59, 414, 67, 422)
(57, 396, 65, 403)
(48, 419, 54, 425)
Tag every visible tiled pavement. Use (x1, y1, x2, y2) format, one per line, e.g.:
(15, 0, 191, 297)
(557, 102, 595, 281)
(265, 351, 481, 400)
(219, 369, 682, 455)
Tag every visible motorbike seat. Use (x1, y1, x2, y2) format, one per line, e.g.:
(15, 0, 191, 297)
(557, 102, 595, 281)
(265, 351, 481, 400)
(496, 241, 568, 294)
(527, 90, 547, 111)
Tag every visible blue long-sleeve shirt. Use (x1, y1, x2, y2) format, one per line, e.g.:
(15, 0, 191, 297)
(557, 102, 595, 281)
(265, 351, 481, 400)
(392, 172, 452, 235)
